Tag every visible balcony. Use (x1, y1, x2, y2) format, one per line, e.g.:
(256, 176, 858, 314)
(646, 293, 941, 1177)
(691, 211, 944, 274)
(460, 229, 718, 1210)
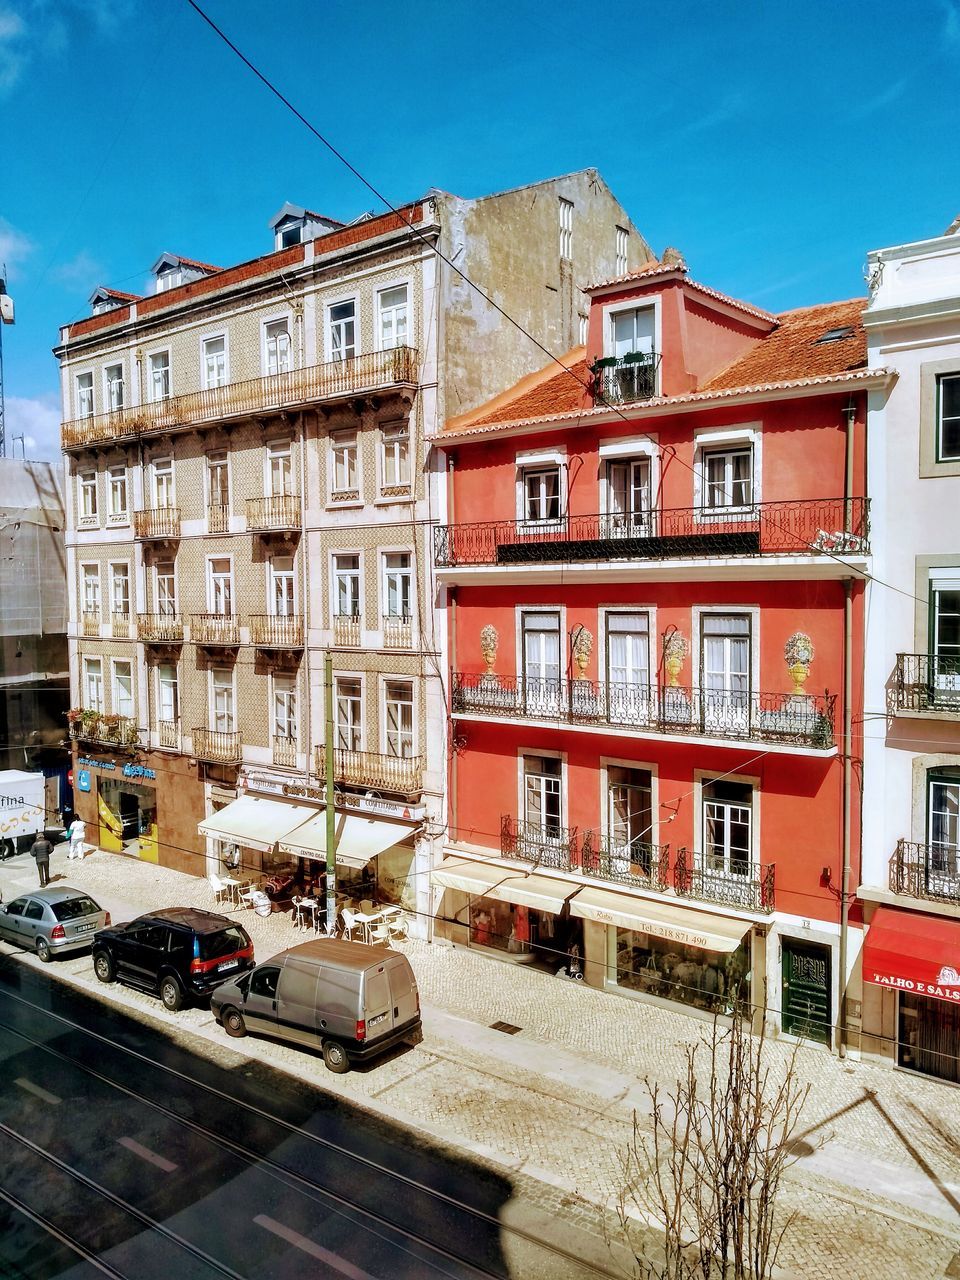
(333, 614, 361, 647)
(134, 507, 181, 541)
(192, 727, 242, 764)
(208, 504, 229, 534)
(889, 839, 960, 907)
(61, 346, 420, 450)
(315, 745, 424, 797)
(69, 712, 140, 750)
(453, 674, 836, 751)
(434, 498, 870, 569)
(246, 495, 301, 534)
(250, 614, 304, 649)
(590, 352, 661, 404)
(158, 719, 181, 751)
(138, 613, 184, 643)
(190, 613, 241, 647)
(894, 653, 960, 715)
(82, 611, 100, 637)
(110, 613, 132, 640)
(383, 614, 412, 649)
(501, 816, 775, 913)
(273, 735, 298, 768)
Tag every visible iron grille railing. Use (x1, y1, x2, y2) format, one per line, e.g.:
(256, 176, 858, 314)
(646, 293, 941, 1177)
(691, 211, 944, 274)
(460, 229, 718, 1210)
(434, 498, 870, 567)
(137, 613, 184, 642)
(133, 507, 181, 540)
(382, 614, 413, 649)
(190, 613, 241, 646)
(580, 833, 672, 892)
(315, 745, 424, 796)
(500, 815, 589, 871)
(894, 653, 960, 713)
(69, 713, 140, 750)
(674, 847, 775, 912)
(158, 719, 180, 751)
(889, 839, 960, 906)
(192, 727, 242, 763)
(111, 613, 131, 639)
(62, 346, 420, 449)
(246, 495, 301, 532)
(273, 735, 298, 768)
(333, 614, 361, 647)
(82, 611, 100, 636)
(453, 673, 836, 749)
(249, 614, 304, 648)
(591, 352, 662, 404)
(208, 504, 229, 533)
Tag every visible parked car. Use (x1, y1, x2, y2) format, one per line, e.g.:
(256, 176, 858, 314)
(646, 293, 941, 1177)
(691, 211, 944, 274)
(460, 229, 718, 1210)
(0, 886, 109, 962)
(92, 907, 254, 1011)
(211, 937, 421, 1073)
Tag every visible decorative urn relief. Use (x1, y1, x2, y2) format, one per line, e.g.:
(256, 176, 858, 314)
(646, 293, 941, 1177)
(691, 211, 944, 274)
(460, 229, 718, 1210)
(479, 624, 499, 678)
(784, 631, 814, 696)
(663, 630, 689, 688)
(572, 626, 593, 679)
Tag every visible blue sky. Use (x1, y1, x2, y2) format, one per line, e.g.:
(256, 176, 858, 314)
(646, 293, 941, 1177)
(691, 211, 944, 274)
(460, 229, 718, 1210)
(1, 0, 958, 459)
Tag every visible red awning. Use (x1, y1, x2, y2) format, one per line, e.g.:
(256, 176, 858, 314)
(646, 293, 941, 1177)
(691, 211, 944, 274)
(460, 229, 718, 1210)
(863, 906, 960, 1004)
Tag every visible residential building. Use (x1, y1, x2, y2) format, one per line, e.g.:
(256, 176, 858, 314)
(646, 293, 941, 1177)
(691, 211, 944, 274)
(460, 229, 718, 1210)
(434, 254, 890, 1042)
(57, 171, 648, 933)
(859, 219, 960, 1084)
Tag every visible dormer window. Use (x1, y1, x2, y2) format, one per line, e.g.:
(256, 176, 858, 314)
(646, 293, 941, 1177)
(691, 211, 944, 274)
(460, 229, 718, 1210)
(597, 303, 659, 403)
(156, 267, 181, 293)
(279, 220, 302, 249)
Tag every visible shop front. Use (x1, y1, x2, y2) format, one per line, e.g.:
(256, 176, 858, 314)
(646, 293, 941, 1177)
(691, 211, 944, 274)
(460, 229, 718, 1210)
(863, 905, 960, 1085)
(75, 755, 160, 862)
(278, 808, 418, 913)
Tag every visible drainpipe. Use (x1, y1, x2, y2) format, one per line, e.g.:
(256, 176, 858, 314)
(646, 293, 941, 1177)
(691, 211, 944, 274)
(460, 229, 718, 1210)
(838, 396, 857, 1057)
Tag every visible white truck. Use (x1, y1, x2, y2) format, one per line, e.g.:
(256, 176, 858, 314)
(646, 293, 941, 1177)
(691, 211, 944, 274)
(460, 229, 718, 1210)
(0, 770, 47, 860)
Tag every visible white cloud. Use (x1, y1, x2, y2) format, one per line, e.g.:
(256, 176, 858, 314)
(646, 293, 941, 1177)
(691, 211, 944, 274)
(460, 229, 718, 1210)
(942, 0, 960, 46)
(54, 249, 103, 286)
(0, 0, 131, 96)
(0, 6, 26, 94)
(5, 394, 62, 462)
(0, 219, 34, 280)
(851, 77, 910, 119)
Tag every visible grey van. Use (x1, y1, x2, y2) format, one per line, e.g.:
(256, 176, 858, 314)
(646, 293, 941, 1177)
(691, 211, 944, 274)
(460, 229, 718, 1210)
(210, 938, 421, 1073)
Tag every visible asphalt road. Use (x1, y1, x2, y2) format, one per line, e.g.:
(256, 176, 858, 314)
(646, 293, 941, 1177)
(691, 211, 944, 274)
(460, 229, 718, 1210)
(0, 956, 622, 1280)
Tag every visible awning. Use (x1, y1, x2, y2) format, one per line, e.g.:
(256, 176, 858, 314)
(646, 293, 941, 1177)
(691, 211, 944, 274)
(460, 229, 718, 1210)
(431, 858, 573, 914)
(198, 796, 317, 854)
(570, 885, 750, 953)
(863, 906, 960, 1004)
(279, 809, 411, 869)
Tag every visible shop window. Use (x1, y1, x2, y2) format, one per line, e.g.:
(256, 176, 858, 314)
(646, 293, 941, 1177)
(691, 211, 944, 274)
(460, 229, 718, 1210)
(614, 928, 751, 1015)
(898, 991, 960, 1084)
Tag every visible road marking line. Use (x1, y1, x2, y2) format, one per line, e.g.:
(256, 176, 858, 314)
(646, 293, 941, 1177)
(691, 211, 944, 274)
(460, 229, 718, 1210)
(117, 1136, 178, 1173)
(254, 1214, 380, 1279)
(15, 1077, 60, 1105)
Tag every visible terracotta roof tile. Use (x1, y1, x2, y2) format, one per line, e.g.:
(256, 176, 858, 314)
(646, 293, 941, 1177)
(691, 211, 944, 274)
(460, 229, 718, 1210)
(583, 260, 678, 291)
(100, 287, 141, 302)
(445, 348, 590, 433)
(173, 255, 222, 273)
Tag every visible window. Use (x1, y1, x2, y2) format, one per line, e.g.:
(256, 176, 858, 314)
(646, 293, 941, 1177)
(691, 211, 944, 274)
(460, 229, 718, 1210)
(273, 674, 297, 741)
(78, 471, 98, 521)
(107, 466, 127, 520)
(331, 432, 358, 496)
(113, 660, 133, 719)
(607, 765, 652, 868)
(83, 658, 103, 712)
(384, 680, 414, 758)
(329, 300, 356, 361)
(105, 363, 124, 413)
(156, 561, 176, 616)
(702, 447, 753, 512)
(610, 306, 655, 360)
(523, 754, 562, 837)
(207, 452, 229, 508)
(149, 351, 171, 401)
(378, 285, 408, 349)
(76, 372, 94, 419)
(209, 558, 233, 616)
(110, 562, 131, 617)
(333, 554, 360, 618)
(606, 613, 651, 715)
(335, 676, 362, 751)
(266, 441, 293, 497)
(522, 467, 561, 524)
(559, 197, 573, 260)
(928, 770, 960, 887)
(382, 552, 412, 619)
(156, 268, 180, 293)
(153, 457, 174, 508)
(522, 611, 561, 715)
(251, 965, 281, 999)
(380, 423, 410, 490)
(578, 313, 588, 346)
(930, 575, 960, 697)
(81, 564, 100, 615)
(702, 779, 752, 877)
(605, 457, 651, 535)
(270, 555, 295, 616)
(700, 613, 751, 708)
(938, 375, 960, 461)
(158, 663, 179, 723)
(615, 225, 628, 276)
(279, 221, 301, 248)
(211, 668, 234, 732)
(203, 336, 226, 389)
(265, 319, 291, 375)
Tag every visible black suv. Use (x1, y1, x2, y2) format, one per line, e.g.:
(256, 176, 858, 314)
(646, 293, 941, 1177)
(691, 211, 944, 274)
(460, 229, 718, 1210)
(92, 908, 254, 1011)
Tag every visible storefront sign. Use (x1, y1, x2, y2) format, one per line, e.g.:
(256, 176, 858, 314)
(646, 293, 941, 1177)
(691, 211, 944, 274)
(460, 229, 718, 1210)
(78, 756, 115, 771)
(239, 766, 426, 821)
(868, 968, 960, 1003)
(122, 764, 156, 780)
(77, 770, 91, 792)
(863, 907, 960, 1005)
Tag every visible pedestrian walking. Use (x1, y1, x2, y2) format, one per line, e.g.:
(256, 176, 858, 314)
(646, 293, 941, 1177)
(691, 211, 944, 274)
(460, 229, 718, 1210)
(67, 815, 86, 860)
(30, 833, 53, 887)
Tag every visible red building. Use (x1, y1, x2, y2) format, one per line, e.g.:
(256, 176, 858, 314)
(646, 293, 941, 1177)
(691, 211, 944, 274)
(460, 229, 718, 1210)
(432, 257, 888, 1046)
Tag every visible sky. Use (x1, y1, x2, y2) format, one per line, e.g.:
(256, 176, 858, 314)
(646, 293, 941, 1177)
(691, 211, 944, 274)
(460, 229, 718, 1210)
(1, 0, 958, 461)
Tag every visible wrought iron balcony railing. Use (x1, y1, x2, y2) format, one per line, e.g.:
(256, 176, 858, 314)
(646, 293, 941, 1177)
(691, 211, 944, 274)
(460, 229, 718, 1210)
(192, 727, 242, 763)
(62, 346, 420, 449)
(69, 713, 140, 750)
(137, 612, 184, 643)
(453, 673, 836, 749)
(435, 498, 870, 568)
(246, 495, 301, 533)
(190, 613, 241, 646)
(157, 719, 181, 751)
(889, 839, 960, 906)
(273, 735, 298, 768)
(500, 816, 591, 871)
(333, 614, 361, 647)
(894, 653, 960, 714)
(382, 614, 413, 649)
(249, 614, 304, 648)
(207, 504, 229, 534)
(591, 352, 661, 404)
(315, 745, 424, 797)
(674, 847, 775, 912)
(133, 507, 181, 540)
(82, 611, 100, 637)
(110, 613, 131, 639)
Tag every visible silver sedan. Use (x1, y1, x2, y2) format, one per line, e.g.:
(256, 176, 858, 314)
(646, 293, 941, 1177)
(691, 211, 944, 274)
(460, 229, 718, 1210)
(0, 886, 109, 962)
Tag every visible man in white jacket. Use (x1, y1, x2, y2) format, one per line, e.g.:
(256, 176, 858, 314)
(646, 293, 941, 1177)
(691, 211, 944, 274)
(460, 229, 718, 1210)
(67, 816, 86, 860)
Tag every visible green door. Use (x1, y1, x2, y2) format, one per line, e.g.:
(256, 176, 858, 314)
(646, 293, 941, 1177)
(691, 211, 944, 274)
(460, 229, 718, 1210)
(782, 940, 831, 1045)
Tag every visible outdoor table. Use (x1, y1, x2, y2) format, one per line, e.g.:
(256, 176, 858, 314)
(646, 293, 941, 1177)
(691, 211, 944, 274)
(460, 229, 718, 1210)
(354, 909, 387, 944)
(220, 877, 241, 906)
